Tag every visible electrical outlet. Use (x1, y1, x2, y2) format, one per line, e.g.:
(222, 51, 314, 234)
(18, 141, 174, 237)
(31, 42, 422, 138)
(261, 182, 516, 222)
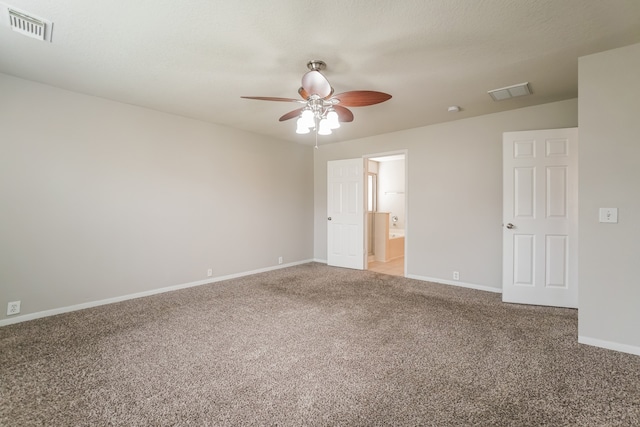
(7, 301, 21, 316)
(278, 256, 283, 265)
(207, 268, 213, 277)
(453, 271, 460, 281)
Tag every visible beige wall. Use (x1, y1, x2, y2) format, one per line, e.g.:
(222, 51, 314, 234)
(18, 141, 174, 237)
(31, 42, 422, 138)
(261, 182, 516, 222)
(314, 99, 578, 290)
(0, 73, 314, 321)
(578, 43, 640, 353)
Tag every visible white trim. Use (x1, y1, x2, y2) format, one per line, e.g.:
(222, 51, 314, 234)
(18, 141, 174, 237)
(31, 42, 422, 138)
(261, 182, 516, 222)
(407, 274, 502, 294)
(313, 258, 328, 264)
(0, 259, 314, 327)
(578, 335, 640, 357)
(363, 149, 408, 160)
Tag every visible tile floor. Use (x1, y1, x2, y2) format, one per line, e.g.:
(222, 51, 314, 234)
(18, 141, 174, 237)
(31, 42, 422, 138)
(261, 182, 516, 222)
(367, 256, 404, 277)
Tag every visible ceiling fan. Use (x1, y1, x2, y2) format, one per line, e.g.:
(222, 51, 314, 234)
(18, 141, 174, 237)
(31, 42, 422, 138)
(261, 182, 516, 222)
(241, 60, 391, 143)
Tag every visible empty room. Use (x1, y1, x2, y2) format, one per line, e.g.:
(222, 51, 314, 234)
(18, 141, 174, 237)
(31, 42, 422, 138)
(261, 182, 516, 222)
(1, 1, 639, 425)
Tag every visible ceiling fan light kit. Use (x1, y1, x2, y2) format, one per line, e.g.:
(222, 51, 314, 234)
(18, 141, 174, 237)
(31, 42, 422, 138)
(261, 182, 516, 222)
(241, 60, 392, 145)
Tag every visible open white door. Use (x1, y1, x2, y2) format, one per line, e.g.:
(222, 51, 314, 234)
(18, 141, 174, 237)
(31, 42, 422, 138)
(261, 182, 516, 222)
(327, 158, 365, 269)
(503, 128, 578, 308)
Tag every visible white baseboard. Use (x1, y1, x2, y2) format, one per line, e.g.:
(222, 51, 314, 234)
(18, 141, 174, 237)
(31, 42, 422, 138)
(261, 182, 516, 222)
(0, 259, 314, 327)
(310, 262, 501, 294)
(578, 335, 640, 357)
(406, 274, 502, 294)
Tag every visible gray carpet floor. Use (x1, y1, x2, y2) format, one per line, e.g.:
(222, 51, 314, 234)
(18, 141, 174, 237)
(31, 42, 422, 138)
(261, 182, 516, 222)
(1, 262, 639, 426)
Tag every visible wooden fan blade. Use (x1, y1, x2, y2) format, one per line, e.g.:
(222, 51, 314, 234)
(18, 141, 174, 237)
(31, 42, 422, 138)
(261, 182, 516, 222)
(334, 105, 354, 122)
(241, 96, 301, 102)
(324, 86, 334, 99)
(298, 87, 310, 100)
(301, 71, 333, 98)
(331, 91, 392, 107)
(279, 108, 304, 122)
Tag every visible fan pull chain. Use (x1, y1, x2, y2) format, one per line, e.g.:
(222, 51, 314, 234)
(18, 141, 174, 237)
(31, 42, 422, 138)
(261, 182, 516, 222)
(314, 116, 319, 149)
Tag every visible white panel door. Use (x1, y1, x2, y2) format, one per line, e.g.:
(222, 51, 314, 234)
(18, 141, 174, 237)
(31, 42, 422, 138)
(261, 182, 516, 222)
(327, 158, 365, 270)
(503, 128, 578, 308)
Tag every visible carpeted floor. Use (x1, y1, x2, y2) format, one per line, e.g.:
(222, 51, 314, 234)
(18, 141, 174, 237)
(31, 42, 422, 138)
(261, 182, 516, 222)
(1, 263, 639, 426)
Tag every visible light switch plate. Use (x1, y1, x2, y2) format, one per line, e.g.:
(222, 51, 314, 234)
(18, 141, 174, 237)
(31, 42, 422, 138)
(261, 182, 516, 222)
(599, 208, 618, 223)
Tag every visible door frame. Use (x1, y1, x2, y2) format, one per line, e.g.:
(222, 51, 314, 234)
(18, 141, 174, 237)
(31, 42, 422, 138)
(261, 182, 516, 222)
(363, 150, 409, 276)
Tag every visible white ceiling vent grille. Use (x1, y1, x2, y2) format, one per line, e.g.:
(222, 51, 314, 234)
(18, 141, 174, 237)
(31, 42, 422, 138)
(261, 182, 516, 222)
(4, 6, 53, 42)
(488, 82, 532, 101)
(9, 9, 44, 40)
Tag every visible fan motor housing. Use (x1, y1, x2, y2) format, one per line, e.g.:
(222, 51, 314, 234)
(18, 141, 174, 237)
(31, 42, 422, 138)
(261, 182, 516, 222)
(307, 60, 326, 71)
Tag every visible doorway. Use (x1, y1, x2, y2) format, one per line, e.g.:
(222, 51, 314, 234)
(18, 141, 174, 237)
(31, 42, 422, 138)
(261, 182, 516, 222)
(365, 153, 407, 277)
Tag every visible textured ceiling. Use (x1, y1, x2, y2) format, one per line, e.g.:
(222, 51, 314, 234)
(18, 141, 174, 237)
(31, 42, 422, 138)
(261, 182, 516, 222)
(1, 0, 639, 145)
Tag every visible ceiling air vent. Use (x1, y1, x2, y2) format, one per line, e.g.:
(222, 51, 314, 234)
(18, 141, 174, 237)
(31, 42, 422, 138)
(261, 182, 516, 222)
(488, 82, 532, 101)
(6, 7, 52, 41)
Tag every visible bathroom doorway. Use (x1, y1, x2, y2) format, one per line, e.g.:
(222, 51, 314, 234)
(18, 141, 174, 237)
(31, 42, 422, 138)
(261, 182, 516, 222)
(365, 152, 407, 277)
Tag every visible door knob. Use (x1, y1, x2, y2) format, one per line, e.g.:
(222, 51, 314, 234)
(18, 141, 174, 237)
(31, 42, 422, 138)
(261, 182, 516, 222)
(328, 217, 332, 221)
(506, 223, 515, 229)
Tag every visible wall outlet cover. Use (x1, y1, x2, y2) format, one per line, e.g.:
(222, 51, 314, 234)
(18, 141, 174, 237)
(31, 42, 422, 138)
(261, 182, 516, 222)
(7, 301, 21, 315)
